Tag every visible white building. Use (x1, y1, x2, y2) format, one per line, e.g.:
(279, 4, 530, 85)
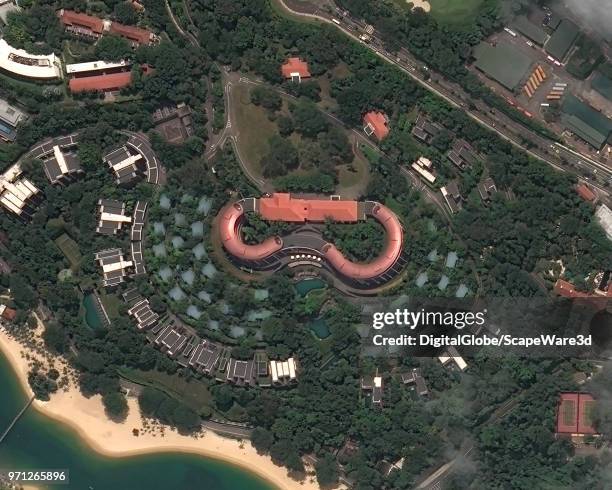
(595, 204, 612, 241)
(0, 39, 62, 80)
(65, 59, 129, 75)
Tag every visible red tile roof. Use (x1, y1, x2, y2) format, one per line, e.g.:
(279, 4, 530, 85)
(258, 193, 358, 222)
(323, 202, 403, 280)
(281, 57, 311, 79)
(109, 22, 154, 45)
(576, 184, 596, 202)
(553, 279, 590, 298)
(59, 9, 105, 34)
(363, 111, 389, 141)
(217, 194, 404, 281)
(556, 392, 597, 435)
(219, 202, 284, 261)
(0, 306, 16, 321)
(69, 71, 132, 93)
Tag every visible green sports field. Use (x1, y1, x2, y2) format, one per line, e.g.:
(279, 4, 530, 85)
(429, 0, 488, 24)
(54, 233, 82, 269)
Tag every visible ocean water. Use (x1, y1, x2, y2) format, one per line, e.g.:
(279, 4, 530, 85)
(0, 353, 274, 490)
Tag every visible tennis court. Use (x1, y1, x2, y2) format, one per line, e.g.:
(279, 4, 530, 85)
(55, 233, 82, 268)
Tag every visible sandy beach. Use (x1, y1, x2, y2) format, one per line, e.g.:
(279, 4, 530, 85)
(0, 327, 322, 490)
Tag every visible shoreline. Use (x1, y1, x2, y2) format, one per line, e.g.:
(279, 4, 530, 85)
(0, 327, 322, 490)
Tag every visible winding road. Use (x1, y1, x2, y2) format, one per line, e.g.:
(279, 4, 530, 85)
(274, 0, 612, 206)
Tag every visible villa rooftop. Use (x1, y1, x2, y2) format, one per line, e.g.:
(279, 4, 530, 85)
(128, 298, 159, 330)
(281, 57, 311, 82)
(43, 145, 82, 185)
(103, 145, 144, 185)
(363, 111, 390, 141)
(96, 199, 131, 235)
(95, 248, 133, 287)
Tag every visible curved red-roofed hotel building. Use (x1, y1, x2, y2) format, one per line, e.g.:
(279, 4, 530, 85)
(219, 201, 284, 261)
(218, 193, 405, 288)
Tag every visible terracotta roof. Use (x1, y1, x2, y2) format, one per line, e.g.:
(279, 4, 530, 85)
(219, 202, 283, 260)
(69, 71, 132, 93)
(556, 392, 597, 435)
(281, 57, 311, 79)
(323, 203, 403, 280)
(109, 22, 154, 45)
(218, 194, 403, 281)
(258, 193, 358, 222)
(363, 111, 389, 141)
(59, 9, 105, 34)
(554, 279, 590, 298)
(576, 184, 596, 202)
(553, 278, 612, 311)
(0, 306, 16, 321)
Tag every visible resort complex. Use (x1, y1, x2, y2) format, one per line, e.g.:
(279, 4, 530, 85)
(219, 193, 406, 289)
(0, 2, 611, 490)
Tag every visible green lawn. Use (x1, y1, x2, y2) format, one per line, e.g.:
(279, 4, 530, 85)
(99, 291, 122, 319)
(429, 0, 487, 24)
(359, 143, 381, 164)
(119, 368, 214, 417)
(231, 83, 279, 178)
(232, 82, 370, 194)
(336, 147, 370, 197)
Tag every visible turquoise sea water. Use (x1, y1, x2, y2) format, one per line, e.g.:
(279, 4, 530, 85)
(0, 353, 275, 490)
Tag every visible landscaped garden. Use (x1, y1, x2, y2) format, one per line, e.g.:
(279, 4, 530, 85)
(232, 82, 370, 197)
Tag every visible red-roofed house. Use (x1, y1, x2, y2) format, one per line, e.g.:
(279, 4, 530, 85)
(109, 22, 157, 46)
(58, 9, 106, 39)
(69, 71, 132, 93)
(281, 57, 311, 83)
(0, 304, 17, 322)
(553, 278, 611, 311)
(576, 184, 596, 202)
(556, 392, 597, 437)
(554, 279, 590, 298)
(363, 111, 389, 141)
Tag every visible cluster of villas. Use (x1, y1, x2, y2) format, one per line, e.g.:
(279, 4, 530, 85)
(125, 291, 299, 388)
(0, 131, 158, 227)
(0, 9, 157, 94)
(361, 108, 499, 214)
(361, 346, 468, 407)
(218, 192, 407, 291)
(0, 126, 302, 390)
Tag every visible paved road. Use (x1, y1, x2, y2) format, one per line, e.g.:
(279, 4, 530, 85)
(165, 0, 199, 47)
(203, 419, 252, 439)
(275, 0, 612, 206)
(214, 72, 454, 219)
